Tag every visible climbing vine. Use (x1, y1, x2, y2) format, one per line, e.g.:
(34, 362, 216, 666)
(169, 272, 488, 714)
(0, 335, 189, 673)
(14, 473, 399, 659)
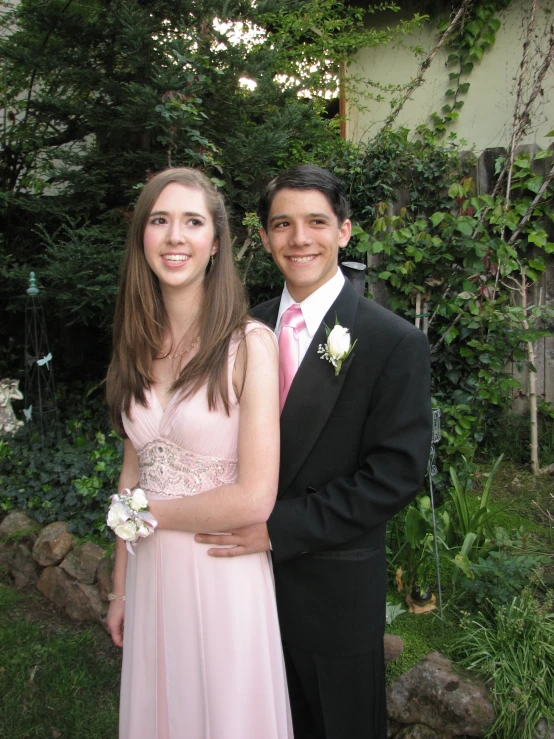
(431, 1, 509, 136)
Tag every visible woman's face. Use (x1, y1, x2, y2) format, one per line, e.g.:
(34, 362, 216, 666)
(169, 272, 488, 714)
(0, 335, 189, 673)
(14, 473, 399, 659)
(143, 182, 218, 294)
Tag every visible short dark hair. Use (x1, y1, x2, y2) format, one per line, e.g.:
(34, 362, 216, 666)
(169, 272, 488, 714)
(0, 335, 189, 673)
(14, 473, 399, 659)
(257, 164, 350, 230)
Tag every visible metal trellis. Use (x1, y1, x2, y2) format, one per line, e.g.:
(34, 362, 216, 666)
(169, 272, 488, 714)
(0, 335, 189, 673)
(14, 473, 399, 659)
(24, 272, 60, 448)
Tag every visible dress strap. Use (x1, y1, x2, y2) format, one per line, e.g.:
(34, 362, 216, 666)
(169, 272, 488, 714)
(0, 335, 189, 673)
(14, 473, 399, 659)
(228, 320, 276, 401)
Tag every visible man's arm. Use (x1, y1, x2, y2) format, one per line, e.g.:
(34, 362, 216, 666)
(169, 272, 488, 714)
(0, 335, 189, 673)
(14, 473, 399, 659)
(197, 329, 431, 559)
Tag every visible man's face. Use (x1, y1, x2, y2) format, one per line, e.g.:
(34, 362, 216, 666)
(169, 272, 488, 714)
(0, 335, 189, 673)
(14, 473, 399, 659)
(260, 188, 351, 302)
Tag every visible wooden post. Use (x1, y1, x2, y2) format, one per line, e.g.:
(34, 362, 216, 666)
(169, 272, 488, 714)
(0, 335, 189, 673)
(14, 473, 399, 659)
(339, 60, 346, 141)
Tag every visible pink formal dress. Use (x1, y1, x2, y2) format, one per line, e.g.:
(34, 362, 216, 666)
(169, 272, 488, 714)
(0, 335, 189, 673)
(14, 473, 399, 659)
(119, 323, 292, 739)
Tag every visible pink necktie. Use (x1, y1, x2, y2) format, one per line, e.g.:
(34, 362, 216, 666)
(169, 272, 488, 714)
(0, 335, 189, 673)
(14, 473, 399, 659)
(278, 304, 306, 413)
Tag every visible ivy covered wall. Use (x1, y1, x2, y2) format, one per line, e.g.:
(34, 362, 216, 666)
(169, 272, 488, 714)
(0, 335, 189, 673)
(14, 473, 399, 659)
(347, 0, 554, 152)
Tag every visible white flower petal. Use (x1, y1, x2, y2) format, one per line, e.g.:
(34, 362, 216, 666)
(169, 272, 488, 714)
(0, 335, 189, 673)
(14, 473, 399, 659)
(128, 487, 148, 511)
(107, 501, 129, 528)
(327, 325, 351, 358)
(115, 520, 138, 541)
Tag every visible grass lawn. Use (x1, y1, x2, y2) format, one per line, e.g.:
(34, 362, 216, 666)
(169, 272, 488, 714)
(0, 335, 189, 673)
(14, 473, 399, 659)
(0, 581, 121, 739)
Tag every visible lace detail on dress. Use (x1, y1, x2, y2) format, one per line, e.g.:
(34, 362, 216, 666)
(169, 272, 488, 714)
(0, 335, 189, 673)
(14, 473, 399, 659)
(137, 438, 238, 498)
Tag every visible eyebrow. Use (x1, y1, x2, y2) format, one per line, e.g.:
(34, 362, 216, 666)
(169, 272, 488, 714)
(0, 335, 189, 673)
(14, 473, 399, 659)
(269, 212, 332, 224)
(149, 210, 206, 218)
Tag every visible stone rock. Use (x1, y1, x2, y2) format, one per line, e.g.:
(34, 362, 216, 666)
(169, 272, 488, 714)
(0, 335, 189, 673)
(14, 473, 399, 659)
(384, 634, 404, 664)
(387, 652, 495, 737)
(395, 725, 445, 739)
(65, 579, 106, 624)
(0, 539, 15, 569)
(11, 541, 39, 588)
(32, 521, 74, 566)
(37, 566, 72, 607)
(534, 719, 554, 739)
(0, 510, 41, 538)
(96, 554, 114, 601)
(60, 541, 106, 584)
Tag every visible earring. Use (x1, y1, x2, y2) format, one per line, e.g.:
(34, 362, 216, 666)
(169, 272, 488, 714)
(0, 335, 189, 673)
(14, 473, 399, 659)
(210, 255, 214, 269)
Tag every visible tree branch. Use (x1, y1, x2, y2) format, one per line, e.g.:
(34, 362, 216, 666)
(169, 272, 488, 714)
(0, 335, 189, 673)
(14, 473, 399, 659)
(380, 0, 473, 131)
(501, 0, 537, 242)
(507, 160, 554, 247)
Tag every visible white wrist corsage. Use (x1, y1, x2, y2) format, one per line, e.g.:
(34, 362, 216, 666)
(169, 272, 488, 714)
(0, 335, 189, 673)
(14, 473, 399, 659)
(107, 487, 157, 554)
(317, 321, 357, 377)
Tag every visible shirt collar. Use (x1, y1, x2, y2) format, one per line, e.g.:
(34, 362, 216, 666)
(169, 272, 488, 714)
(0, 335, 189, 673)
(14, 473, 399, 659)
(276, 269, 346, 338)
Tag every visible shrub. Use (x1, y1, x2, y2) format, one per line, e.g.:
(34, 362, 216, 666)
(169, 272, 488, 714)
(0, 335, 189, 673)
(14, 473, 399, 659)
(456, 527, 550, 613)
(448, 591, 554, 739)
(0, 419, 121, 540)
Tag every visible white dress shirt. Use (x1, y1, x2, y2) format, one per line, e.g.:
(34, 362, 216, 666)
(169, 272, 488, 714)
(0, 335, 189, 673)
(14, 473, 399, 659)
(275, 269, 346, 366)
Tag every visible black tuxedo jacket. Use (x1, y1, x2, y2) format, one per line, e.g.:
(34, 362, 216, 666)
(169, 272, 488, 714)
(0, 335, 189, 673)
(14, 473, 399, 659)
(251, 280, 432, 657)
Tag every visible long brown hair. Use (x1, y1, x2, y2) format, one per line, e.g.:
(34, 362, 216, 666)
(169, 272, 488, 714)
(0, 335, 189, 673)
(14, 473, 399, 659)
(106, 168, 248, 434)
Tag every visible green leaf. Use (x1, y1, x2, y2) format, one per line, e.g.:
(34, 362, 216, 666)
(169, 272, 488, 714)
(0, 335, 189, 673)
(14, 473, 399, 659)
(378, 271, 391, 279)
(465, 20, 482, 37)
(515, 153, 531, 168)
(445, 89, 456, 98)
(453, 100, 465, 110)
(488, 18, 501, 33)
(526, 175, 544, 193)
(449, 72, 461, 80)
(430, 212, 446, 227)
(456, 220, 473, 236)
(461, 62, 474, 74)
(448, 183, 464, 198)
(534, 150, 551, 160)
(405, 505, 428, 547)
(528, 230, 547, 247)
(481, 32, 496, 46)
(469, 45, 484, 61)
(458, 82, 470, 93)
(447, 53, 459, 65)
(444, 326, 459, 344)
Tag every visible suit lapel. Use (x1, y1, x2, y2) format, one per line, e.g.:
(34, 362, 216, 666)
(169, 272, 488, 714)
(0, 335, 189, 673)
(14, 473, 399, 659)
(278, 281, 360, 496)
(251, 299, 279, 330)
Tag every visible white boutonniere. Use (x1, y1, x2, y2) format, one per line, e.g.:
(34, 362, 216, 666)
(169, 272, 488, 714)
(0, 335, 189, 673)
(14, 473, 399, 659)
(107, 487, 157, 554)
(317, 320, 357, 376)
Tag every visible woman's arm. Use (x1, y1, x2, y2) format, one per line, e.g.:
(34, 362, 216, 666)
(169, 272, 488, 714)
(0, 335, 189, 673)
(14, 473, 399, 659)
(107, 438, 139, 647)
(150, 328, 280, 532)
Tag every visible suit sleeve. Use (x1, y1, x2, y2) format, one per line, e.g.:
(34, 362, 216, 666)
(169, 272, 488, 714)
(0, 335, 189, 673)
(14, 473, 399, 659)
(267, 328, 432, 563)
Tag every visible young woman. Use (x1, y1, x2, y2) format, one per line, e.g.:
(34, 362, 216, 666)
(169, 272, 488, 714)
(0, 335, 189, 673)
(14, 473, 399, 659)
(106, 168, 292, 739)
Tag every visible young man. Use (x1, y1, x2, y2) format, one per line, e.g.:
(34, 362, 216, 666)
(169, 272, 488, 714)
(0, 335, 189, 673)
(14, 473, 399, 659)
(196, 164, 432, 738)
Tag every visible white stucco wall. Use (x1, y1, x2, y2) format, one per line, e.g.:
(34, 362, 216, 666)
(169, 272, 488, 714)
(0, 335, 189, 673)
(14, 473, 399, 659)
(347, 1, 554, 153)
